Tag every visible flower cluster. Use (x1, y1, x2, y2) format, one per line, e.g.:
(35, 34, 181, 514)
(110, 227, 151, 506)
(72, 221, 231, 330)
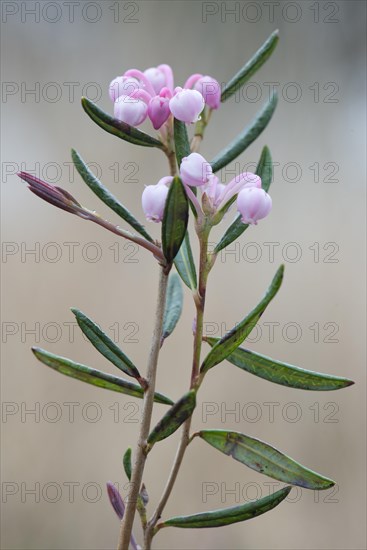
(109, 65, 221, 129)
(141, 153, 272, 225)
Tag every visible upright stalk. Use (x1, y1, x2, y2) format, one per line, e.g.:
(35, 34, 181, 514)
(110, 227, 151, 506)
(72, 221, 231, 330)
(118, 267, 169, 550)
(145, 223, 211, 548)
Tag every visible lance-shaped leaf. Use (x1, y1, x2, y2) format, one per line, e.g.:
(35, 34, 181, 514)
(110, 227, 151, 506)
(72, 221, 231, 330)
(162, 176, 189, 264)
(201, 265, 284, 374)
(123, 447, 132, 481)
(210, 93, 278, 173)
(221, 30, 279, 102)
(205, 338, 354, 391)
(32, 348, 173, 405)
(174, 231, 197, 290)
(72, 148, 153, 242)
(198, 431, 334, 490)
(71, 308, 141, 381)
(161, 486, 291, 529)
(147, 390, 196, 448)
(214, 146, 273, 254)
(162, 273, 184, 342)
(81, 97, 163, 148)
(174, 118, 191, 168)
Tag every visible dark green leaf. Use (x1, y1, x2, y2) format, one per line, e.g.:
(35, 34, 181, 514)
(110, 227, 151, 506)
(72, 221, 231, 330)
(174, 118, 191, 168)
(71, 308, 141, 380)
(201, 266, 284, 374)
(214, 146, 273, 254)
(162, 486, 291, 528)
(32, 348, 173, 405)
(162, 176, 189, 264)
(198, 430, 334, 490)
(81, 97, 163, 148)
(174, 232, 197, 290)
(147, 390, 196, 447)
(205, 338, 354, 391)
(123, 447, 132, 480)
(221, 30, 279, 102)
(71, 149, 153, 242)
(162, 274, 184, 341)
(210, 93, 278, 173)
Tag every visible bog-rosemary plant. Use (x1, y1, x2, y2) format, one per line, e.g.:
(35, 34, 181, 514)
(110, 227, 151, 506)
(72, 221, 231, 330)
(18, 30, 353, 550)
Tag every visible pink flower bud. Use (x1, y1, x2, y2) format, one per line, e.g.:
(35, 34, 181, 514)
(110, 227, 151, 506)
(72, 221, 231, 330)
(236, 187, 272, 225)
(142, 177, 172, 222)
(220, 172, 262, 206)
(114, 95, 148, 126)
(109, 76, 140, 102)
(169, 88, 205, 123)
(144, 67, 167, 95)
(180, 153, 212, 187)
(148, 95, 171, 130)
(194, 75, 221, 109)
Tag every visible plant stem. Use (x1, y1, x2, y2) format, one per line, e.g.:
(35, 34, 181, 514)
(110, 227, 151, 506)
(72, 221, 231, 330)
(144, 224, 211, 548)
(117, 267, 169, 550)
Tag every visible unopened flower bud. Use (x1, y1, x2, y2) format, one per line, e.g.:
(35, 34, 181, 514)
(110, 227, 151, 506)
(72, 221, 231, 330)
(236, 187, 272, 225)
(106, 482, 125, 520)
(180, 153, 212, 187)
(114, 95, 148, 126)
(148, 94, 171, 129)
(194, 75, 221, 109)
(142, 177, 172, 222)
(169, 88, 205, 123)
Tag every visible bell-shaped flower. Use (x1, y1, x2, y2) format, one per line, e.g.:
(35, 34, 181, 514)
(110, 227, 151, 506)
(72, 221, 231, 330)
(144, 67, 166, 95)
(142, 177, 172, 222)
(114, 89, 151, 127)
(237, 187, 272, 225)
(169, 88, 205, 123)
(194, 76, 221, 109)
(109, 76, 141, 102)
(180, 153, 212, 187)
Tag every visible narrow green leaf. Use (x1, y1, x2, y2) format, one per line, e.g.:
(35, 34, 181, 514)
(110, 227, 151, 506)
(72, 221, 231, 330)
(199, 430, 334, 490)
(162, 176, 189, 264)
(201, 266, 284, 374)
(71, 149, 153, 242)
(205, 338, 354, 391)
(147, 390, 196, 447)
(214, 146, 273, 254)
(123, 448, 132, 481)
(174, 118, 191, 168)
(81, 97, 163, 148)
(162, 274, 184, 341)
(174, 232, 197, 290)
(162, 486, 291, 528)
(71, 308, 140, 380)
(210, 93, 278, 173)
(32, 348, 173, 405)
(221, 30, 279, 102)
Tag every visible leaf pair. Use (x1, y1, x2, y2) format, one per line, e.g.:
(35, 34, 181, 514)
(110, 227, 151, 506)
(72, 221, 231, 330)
(32, 309, 173, 405)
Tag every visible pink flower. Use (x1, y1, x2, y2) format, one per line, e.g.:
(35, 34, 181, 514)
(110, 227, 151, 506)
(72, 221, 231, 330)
(109, 76, 140, 102)
(114, 94, 148, 126)
(194, 76, 221, 109)
(142, 177, 172, 222)
(180, 153, 212, 187)
(236, 187, 272, 225)
(169, 88, 205, 123)
(144, 66, 169, 94)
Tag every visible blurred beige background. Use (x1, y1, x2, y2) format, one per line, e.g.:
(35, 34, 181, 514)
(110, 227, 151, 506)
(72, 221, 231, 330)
(1, 1, 366, 549)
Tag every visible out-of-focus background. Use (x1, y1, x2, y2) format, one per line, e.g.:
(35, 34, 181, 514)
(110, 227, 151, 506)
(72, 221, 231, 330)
(1, 1, 366, 549)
